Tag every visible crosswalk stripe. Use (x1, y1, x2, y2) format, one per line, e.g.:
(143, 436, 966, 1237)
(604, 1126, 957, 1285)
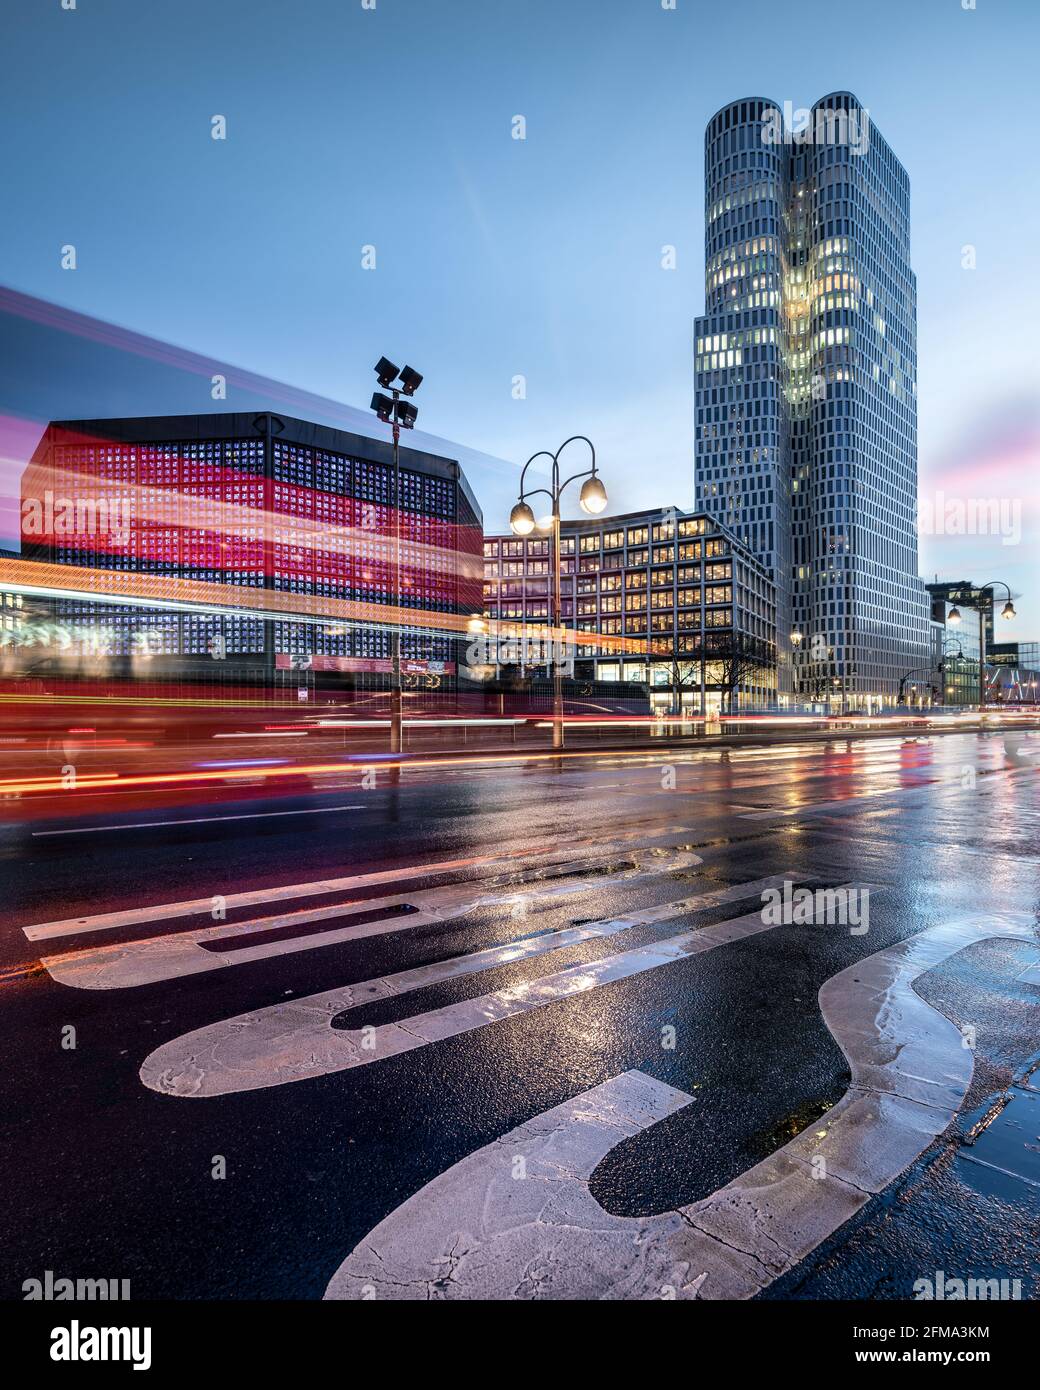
(321, 910, 1036, 1301)
(23, 823, 696, 942)
(139, 876, 853, 1099)
(38, 845, 704, 989)
(30, 804, 368, 835)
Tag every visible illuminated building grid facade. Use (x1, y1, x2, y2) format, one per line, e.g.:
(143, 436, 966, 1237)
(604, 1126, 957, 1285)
(482, 506, 776, 713)
(21, 413, 482, 682)
(694, 92, 930, 708)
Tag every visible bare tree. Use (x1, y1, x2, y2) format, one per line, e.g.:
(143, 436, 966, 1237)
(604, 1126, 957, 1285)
(704, 631, 777, 713)
(804, 664, 834, 704)
(662, 653, 702, 713)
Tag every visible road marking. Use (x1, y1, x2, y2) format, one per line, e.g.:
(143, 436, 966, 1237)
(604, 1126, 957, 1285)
(739, 761, 1037, 821)
(139, 876, 841, 1097)
(38, 845, 704, 989)
(31, 805, 367, 836)
(322, 911, 1037, 1300)
(136, 878, 806, 1095)
(740, 786, 939, 819)
(23, 824, 696, 942)
(1014, 958, 1040, 986)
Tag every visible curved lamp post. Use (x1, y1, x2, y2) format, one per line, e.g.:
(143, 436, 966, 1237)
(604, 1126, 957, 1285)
(947, 581, 1016, 709)
(898, 666, 935, 707)
(510, 437, 607, 749)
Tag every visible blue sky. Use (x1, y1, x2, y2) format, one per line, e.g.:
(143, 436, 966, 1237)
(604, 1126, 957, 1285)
(1, 0, 1036, 617)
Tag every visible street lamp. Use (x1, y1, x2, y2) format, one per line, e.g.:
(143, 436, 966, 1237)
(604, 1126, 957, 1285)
(398, 366, 423, 396)
(899, 666, 935, 706)
(936, 637, 966, 707)
(369, 356, 423, 754)
(948, 599, 1015, 624)
(510, 436, 607, 749)
(509, 500, 536, 536)
(578, 475, 608, 514)
(788, 630, 804, 706)
(947, 582, 1017, 710)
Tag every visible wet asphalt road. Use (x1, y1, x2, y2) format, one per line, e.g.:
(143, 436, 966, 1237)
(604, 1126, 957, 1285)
(1, 727, 1038, 1300)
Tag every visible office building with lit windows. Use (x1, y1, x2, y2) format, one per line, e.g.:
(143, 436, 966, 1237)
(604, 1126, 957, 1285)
(20, 412, 483, 686)
(482, 507, 776, 714)
(0, 549, 33, 672)
(694, 92, 931, 709)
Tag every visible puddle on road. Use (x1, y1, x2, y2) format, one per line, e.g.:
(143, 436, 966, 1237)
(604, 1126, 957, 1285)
(963, 1094, 1013, 1145)
(667, 832, 777, 851)
(532, 859, 636, 882)
(958, 1087, 1040, 1199)
(751, 1096, 840, 1158)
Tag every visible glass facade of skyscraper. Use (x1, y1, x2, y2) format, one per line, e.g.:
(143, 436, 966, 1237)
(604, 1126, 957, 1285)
(694, 93, 931, 709)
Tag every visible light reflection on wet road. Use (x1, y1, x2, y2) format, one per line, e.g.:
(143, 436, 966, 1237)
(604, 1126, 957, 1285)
(0, 728, 1037, 1299)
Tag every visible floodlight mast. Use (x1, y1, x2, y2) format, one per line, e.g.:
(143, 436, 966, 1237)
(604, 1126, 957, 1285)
(370, 359, 423, 754)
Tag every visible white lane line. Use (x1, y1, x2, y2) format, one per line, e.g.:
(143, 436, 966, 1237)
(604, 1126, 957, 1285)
(23, 824, 696, 942)
(328, 1070, 695, 1300)
(25, 854, 511, 941)
(740, 785, 939, 819)
(322, 910, 1038, 1301)
(1015, 958, 1040, 986)
(139, 877, 848, 1098)
(138, 878, 806, 1095)
(740, 762, 1037, 821)
(31, 805, 367, 836)
(40, 847, 704, 990)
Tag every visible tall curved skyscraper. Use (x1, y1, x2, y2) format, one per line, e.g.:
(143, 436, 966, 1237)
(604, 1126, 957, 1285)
(694, 93, 930, 708)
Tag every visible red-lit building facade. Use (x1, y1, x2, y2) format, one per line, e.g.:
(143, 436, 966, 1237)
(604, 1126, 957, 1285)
(20, 412, 483, 688)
